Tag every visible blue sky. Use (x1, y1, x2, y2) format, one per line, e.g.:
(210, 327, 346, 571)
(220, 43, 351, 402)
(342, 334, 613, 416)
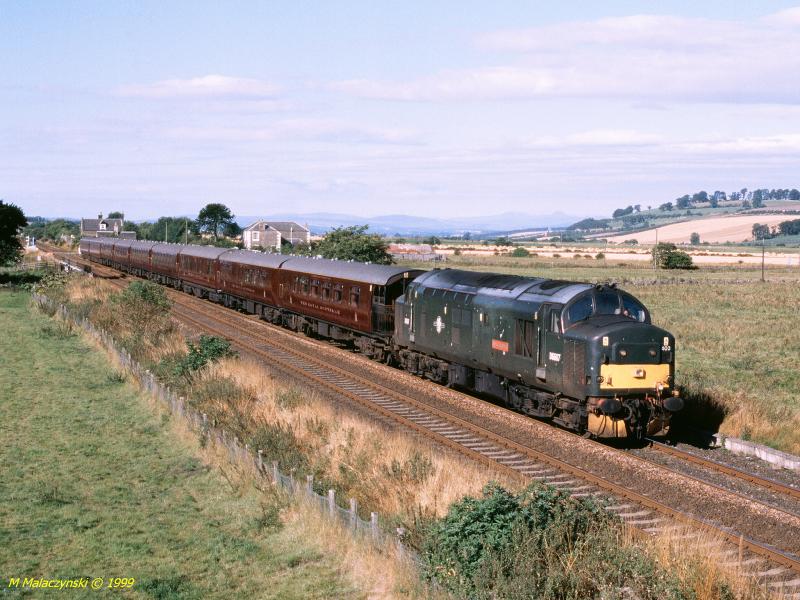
(3, 1, 800, 220)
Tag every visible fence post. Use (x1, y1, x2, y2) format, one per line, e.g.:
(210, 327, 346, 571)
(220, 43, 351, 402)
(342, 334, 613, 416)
(349, 498, 358, 529)
(328, 489, 335, 515)
(396, 527, 407, 557)
(306, 474, 313, 496)
(370, 512, 379, 541)
(272, 461, 279, 485)
(257, 450, 263, 473)
(202, 413, 208, 434)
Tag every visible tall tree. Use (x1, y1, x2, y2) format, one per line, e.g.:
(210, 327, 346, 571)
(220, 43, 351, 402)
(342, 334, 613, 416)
(315, 225, 392, 264)
(196, 203, 234, 240)
(0, 201, 28, 265)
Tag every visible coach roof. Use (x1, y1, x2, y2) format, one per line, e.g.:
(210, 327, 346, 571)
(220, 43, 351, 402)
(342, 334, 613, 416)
(178, 245, 231, 260)
(280, 256, 424, 285)
(218, 249, 288, 269)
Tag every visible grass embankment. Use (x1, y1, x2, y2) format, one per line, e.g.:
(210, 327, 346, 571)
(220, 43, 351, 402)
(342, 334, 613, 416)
(0, 290, 358, 599)
(403, 255, 800, 453)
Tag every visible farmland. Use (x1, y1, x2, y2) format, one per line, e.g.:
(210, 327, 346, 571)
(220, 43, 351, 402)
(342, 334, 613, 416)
(605, 213, 792, 244)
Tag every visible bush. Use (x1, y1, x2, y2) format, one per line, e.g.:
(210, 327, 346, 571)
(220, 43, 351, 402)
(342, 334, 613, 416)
(652, 243, 696, 270)
(595, 252, 605, 260)
(690, 232, 700, 245)
(174, 335, 236, 378)
(510, 247, 530, 258)
(422, 483, 685, 599)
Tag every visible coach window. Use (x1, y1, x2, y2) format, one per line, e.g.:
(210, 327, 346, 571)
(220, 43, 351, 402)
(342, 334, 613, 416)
(311, 279, 320, 296)
(349, 286, 360, 306)
(333, 284, 343, 302)
(301, 277, 310, 294)
(322, 282, 331, 299)
(293, 276, 300, 292)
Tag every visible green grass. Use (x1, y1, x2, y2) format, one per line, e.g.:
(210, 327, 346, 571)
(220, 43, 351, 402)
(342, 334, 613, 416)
(0, 290, 357, 599)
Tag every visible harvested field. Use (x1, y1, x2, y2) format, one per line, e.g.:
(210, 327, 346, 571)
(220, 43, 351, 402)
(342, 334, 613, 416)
(606, 214, 790, 244)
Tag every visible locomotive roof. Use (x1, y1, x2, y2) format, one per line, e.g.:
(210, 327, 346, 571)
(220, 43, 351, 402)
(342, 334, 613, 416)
(413, 268, 593, 305)
(280, 256, 424, 285)
(218, 249, 288, 269)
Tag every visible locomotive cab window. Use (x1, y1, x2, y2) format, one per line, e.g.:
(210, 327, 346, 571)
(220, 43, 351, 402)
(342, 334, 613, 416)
(563, 295, 593, 329)
(621, 292, 649, 322)
(595, 290, 620, 315)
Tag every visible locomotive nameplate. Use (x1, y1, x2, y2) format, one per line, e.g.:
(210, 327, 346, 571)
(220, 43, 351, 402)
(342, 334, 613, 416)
(491, 339, 509, 353)
(548, 352, 561, 362)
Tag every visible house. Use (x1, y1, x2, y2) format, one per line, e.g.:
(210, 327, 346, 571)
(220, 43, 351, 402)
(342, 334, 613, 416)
(80, 214, 136, 239)
(242, 221, 281, 250)
(242, 220, 311, 250)
(388, 243, 444, 262)
(266, 221, 311, 245)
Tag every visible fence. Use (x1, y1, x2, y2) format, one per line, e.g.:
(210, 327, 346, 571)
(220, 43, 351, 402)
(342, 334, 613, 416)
(31, 293, 413, 559)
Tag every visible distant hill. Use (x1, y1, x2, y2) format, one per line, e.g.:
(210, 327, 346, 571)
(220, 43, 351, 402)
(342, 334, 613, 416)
(235, 212, 579, 237)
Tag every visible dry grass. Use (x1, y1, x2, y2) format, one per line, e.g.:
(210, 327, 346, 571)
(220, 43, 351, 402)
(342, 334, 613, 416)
(644, 527, 782, 600)
(194, 357, 511, 522)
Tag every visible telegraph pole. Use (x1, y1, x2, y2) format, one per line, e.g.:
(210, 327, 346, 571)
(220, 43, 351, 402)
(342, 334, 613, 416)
(761, 234, 765, 282)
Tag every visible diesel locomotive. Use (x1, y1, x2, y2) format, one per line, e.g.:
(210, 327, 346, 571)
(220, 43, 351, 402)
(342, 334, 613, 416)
(80, 237, 683, 439)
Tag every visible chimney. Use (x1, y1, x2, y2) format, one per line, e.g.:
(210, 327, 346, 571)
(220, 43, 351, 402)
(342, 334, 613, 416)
(98, 213, 103, 219)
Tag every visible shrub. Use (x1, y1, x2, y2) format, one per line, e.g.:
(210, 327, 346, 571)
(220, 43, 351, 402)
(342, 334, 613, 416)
(422, 483, 684, 599)
(595, 252, 605, 260)
(510, 247, 530, 258)
(690, 232, 700, 245)
(174, 335, 236, 378)
(652, 243, 696, 270)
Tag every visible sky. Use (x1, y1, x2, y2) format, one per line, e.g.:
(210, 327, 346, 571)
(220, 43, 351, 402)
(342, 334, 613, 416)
(2, 1, 800, 221)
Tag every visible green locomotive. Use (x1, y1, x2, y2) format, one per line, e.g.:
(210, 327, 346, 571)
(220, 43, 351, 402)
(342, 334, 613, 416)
(394, 269, 683, 439)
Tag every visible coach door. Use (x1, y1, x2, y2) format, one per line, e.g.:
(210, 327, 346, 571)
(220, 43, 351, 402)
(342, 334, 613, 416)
(537, 304, 563, 384)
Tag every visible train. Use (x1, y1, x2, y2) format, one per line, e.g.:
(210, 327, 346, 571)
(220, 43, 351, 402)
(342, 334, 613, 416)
(79, 237, 683, 439)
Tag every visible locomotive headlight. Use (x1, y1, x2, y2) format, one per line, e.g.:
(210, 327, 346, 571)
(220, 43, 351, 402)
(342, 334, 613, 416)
(649, 349, 657, 357)
(656, 382, 665, 391)
(596, 376, 604, 383)
(619, 349, 627, 357)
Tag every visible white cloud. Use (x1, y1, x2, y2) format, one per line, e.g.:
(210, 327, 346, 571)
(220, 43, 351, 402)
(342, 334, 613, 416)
(117, 75, 281, 98)
(163, 118, 419, 145)
(334, 10, 800, 104)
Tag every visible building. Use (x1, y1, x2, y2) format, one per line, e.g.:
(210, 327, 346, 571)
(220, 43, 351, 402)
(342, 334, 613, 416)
(267, 221, 311, 245)
(242, 220, 310, 250)
(242, 221, 282, 250)
(80, 214, 136, 239)
(387, 243, 444, 262)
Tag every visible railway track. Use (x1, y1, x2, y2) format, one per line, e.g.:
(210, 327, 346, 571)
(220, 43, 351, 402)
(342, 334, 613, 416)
(647, 438, 800, 502)
(80, 266, 800, 591)
(139, 282, 800, 582)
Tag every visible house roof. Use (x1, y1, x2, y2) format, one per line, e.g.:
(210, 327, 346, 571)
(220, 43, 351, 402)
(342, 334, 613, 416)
(243, 221, 280, 232)
(243, 220, 309, 234)
(81, 218, 123, 231)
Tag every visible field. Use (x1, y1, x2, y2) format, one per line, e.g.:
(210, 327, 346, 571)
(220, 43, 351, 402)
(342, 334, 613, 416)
(0, 290, 362, 599)
(402, 254, 800, 453)
(605, 213, 791, 244)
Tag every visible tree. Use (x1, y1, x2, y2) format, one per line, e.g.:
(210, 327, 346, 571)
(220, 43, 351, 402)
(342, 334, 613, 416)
(107, 211, 124, 219)
(462, 231, 472, 240)
(659, 202, 673, 212)
(0, 201, 28, 265)
(752, 223, 771, 240)
(315, 225, 392, 264)
(422, 236, 441, 245)
(511, 247, 530, 257)
(652, 242, 695, 269)
(676, 195, 691, 209)
(223, 221, 242, 238)
(790, 189, 800, 201)
(751, 189, 765, 208)
(691, 191, 708, 204)
(196, 203, 234, 240)
(690, 232, 700, 245)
